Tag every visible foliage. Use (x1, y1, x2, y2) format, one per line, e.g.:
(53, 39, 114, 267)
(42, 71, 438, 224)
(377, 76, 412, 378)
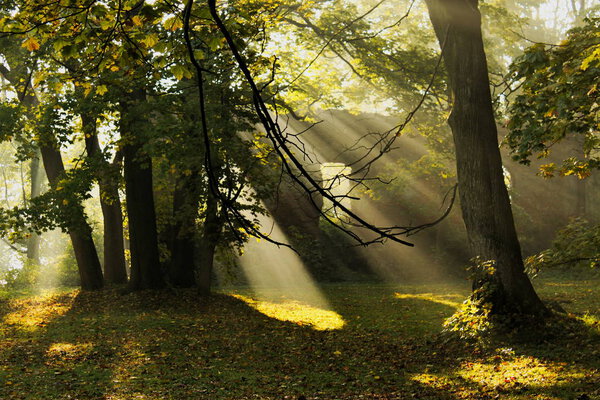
(0, 0, 283, 266)
(443, 258, 498, 340)
(525, 218, 600, 275)
(506, 16, 600, 178)
(0, 259, 40, 289)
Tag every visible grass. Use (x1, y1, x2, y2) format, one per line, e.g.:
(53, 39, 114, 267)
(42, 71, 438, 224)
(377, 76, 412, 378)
(0, 275, 598, 399)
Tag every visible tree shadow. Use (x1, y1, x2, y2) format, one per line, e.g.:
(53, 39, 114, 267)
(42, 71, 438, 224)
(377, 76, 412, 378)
(6, 283, 597, 400)
(0, 289, 126, 399)
(0, 286, 467, 399)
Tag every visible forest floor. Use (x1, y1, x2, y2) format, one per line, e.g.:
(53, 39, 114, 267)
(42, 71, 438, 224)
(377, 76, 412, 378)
(0, 274, 599, 400)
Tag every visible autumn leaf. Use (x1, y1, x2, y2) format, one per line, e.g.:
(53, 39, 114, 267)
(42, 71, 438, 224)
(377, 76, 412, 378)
(131, 15, 143, 27)
(141, 33, 159, 48)
(96, 85, 108, 95)
(163, 17, 183, 31)
(22, 37, 40, 52)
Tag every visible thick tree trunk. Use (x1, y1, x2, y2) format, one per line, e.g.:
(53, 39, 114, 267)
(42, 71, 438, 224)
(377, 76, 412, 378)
(424, 0, 547, 316)
(121, 90, 164, 290)
(197, 192, 220, 296)
(26, 153, 43, 264)
(169, 174, 200, 287)
(81, 113, 128, 284)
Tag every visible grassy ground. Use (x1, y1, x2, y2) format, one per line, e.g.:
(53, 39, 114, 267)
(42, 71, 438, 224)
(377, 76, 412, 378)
(0, 275, 599, 399)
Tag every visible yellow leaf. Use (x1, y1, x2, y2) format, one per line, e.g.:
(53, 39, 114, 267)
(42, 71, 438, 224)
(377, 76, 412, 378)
(141, 33, 159, 48)
(163, 17, 183, 31)
(22, 37, 40, 52)
(581, 46, 600, 71)
(96, 85, 108, 95)
(62, 199, 69, 205)
(110, 65, 119, 72)
(131, 15, 143, 27)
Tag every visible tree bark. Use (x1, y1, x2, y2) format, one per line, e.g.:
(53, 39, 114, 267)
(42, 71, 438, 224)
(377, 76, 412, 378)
(121, 90, 164, 290)
(197, 192, 220, 296)
(424, 0, 547, 316)
(26, 153, 44, 264)
(81, 113, 128, 284)
(40, 144, 104, 290)
(168, 174, 200, 287)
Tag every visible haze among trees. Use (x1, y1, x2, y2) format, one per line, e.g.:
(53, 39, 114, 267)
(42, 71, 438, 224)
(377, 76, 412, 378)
(0, 0, 599, 399)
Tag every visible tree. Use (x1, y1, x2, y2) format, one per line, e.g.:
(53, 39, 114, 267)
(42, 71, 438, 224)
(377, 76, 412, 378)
(0, 41, 104, 290)
(424, 0, 547, 316)
(121, 89, 165, 290)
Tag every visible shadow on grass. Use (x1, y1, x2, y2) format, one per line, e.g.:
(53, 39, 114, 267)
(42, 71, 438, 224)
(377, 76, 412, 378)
(4, 281, 598, 400)
(397, 298, 600, 400)
(0, 286, 467, 400)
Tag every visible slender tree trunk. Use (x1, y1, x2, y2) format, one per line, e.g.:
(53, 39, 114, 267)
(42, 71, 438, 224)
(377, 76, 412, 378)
(81, 113, 128, 284)
(121, 90, 164, 290)
(575, 179, 587, 217)
(574, 135, 587, 217)
(40, 144, 104, 290)
(197, 192, 220, 296)
(26, 153, 43, 264)
(424, 0, 547, 316)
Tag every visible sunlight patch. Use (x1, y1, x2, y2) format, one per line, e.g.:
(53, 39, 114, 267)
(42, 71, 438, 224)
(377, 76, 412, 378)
(579, 313, 600, 331)
(395, 293, 461, 308)
(411, 373, 458, 391)
(231, 294, 345, 331)
(47, 342, 93, 359)
(457, 356, 587, 393)
(545, 282, 579, 287)
(2, 291, 77, 331)
(236, 202, 333, 310)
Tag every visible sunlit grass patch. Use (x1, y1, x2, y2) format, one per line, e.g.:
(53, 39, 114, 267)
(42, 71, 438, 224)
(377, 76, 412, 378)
(544, 282, 579, 287)
(2, 291, 77, 331)
(411, 373, 460, 392)
(46, 342, 96, 367)
(412, 354, 589, 399)
(230, 294, 345, 330)
(458, 356, 564, 388)
(394, 292, 462, 308)
(47, 342, 94, 357)
(579, 312, 600, 331)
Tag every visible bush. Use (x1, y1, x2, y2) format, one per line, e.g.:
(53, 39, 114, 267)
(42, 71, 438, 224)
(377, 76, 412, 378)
(525, 218, 600, 276)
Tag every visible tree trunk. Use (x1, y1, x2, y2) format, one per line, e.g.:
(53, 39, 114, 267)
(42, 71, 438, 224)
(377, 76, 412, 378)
(574, 135, 587, 217)
(40, 144, 104, 290)
(424, 0, 547, 316)
(26, 153, 44, 264)
(121, 90, 164, 290)
(197, 192, 220, 296)
(168, 174, 200, 287)
(81, 113, 128, 284)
